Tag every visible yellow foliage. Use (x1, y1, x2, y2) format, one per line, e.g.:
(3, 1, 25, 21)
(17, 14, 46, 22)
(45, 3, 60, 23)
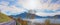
(45, 19, 50, 25)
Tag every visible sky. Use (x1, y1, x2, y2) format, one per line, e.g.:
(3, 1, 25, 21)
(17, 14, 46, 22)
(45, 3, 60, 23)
(0, 0, 60, 16)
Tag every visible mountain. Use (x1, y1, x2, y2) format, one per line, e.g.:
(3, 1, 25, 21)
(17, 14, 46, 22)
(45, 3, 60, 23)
(53, 15, 60, 18)
(10, 12, 56, 19)
(10, 12, 44, 19)
(10, 12, 27, 18)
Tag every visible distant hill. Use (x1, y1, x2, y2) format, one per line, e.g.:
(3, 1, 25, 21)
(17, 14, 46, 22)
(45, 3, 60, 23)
(0, 12, 12, 23)
(53, 15, 60, 18)
(10, 12, 42, 19)
(10, 12, 59, 19)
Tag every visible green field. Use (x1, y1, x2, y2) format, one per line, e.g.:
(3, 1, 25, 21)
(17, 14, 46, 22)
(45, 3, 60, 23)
(0, 12, 11, 23)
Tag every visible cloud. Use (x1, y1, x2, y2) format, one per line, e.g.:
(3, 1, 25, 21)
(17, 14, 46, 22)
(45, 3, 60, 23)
(0, 0, 27, 15)
(0, 4, 27, 15)
(22, 0, 60, 16)
(0, 1, 9, 6)
(35, 12, 60, 16)
(0, 5, 27, 15)
(0, 0, 60, 16)
(51, 0, 59, 3)
(22, 0, 60, 10)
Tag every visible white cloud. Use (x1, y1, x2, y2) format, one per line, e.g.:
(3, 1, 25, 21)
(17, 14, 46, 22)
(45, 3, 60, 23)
(0, 0, 60, 16)
(21, 0, 60, 10)
(35, 12, 60, 16)
(0, 1, 9, 6)
(0, 1, 27, 15)
(21, 0, 60, 16)
(0, 5, 27, 15)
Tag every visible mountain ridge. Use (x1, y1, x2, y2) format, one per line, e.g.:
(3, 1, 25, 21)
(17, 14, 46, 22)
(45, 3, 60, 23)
(10, 12, 59, 19)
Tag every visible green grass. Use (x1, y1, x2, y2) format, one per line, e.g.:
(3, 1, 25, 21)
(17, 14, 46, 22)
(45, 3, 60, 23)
(0, 12, 11, 23)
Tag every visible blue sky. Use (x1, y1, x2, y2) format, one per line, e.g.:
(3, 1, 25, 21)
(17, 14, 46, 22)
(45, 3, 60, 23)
(0, 0, 60, 16)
